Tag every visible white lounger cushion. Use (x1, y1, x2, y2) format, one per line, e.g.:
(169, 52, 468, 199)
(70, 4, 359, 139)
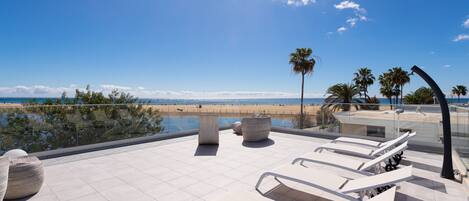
(295, 142, 408, 173)
(294, 152, 365, 170)
(317, 143, 375, 157)
(331, 132, 416, 148)
(257, 165, 412, 200)
(333, 137, 383, 147)
(317, 132, 415, 158)
(340, 166, 412, 194)
(333, 132, 411, 148)
(269, 164, 348, 190)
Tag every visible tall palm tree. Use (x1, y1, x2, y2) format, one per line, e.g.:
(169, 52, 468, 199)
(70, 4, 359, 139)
(379, 73, 395, 109)
(353, 67, 375, 99)
(289, 48, 316, 129)
(388, 67, 410, 105)
(452, 85, 468, 102)
(323, 83, 361, 111)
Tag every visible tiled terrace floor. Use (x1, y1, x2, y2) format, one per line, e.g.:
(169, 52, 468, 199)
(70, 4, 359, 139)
(23, 130, 468, 201)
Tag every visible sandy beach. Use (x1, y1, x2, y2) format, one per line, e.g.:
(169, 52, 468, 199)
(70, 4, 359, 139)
(0, 103, 322, 115)
(146, 104, 322, 115)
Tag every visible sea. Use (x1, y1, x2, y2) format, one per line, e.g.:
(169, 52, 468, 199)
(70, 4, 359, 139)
(1, 97, 469, 105)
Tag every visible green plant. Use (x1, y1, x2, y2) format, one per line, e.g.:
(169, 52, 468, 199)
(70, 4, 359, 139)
(452, 85, 467, 102)
(323, 83, 361, 111)
(0, 87, 163, 154)
(353, 67, 375, 99)
(404, 87, 435, 104)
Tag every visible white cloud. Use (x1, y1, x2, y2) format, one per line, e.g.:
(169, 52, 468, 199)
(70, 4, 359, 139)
(100, 84, 132, 91)
(453, 34, 469, 42)
(346, 18, 358, 27)
(331, 1, 368, 34)
(0, 84, 324, 99)
(337, 26, 347, 33)
(334, 1, 360, 10)
(463, 18, 469, 28)
(443, 64, 451, 68)
(286, 0, 316, 6)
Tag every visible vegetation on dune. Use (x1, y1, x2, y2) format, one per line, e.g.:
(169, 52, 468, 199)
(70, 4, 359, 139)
(452, 85, 467, 102)
(0, 86, 163, 154)
(378, 72, 398, 109)
(353, 67, 375, 99)
(289, 48, 317, 129)
(323, 83, 361, 111)
(404, 87, 435, 104)
(388, 67, 411, 104)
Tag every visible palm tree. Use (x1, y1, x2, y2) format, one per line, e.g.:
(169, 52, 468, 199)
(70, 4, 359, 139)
(452, 85, 468, 102)
(323, 83, 361, 111)
(353, 67, 375, 99)
(379, 72, 395, 109)
(289, 48, 316, 129)
(388, 67, 410, 104)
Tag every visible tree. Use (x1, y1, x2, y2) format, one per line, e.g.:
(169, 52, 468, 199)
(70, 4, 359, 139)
(388, 67, 410, 104)
(404, 87, 435, 104)
(323, 83, 361, 111)
(452, 85, 467, 102)
(289, 48, 316, 128)
(1, 87, 163, 154)
(379, 72, 396, 109)
(353, 67, 375, 99)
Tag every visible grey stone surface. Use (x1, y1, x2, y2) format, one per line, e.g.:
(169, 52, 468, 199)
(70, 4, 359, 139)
(25, 130, 469, 201)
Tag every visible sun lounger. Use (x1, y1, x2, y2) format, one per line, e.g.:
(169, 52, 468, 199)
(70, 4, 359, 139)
(256, 165, 412, 200)
(315, 133, 415, 159)
(331, 132, 415, 148)
(292, 142, 408, 175)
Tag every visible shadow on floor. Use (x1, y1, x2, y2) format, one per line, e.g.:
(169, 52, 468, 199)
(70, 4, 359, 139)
(194, 144, 219, 156)
(401, 159, 442, 174)
(395, 192, 425, 201)
(242, 138, 275, 148)
(262, 183, 332, 201)
(408, 175, 447, 193)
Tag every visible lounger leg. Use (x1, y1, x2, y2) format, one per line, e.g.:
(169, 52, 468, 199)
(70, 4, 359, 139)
(255, 172, 270, 191)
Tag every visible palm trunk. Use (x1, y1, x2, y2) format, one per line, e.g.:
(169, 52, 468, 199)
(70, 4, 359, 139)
(389, 97, 393, 110)
(400, 85, 404, 105)
(300, 73, 305, 129)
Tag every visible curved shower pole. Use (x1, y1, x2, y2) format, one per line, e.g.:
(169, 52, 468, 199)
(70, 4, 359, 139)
(411, 65, 454, 179)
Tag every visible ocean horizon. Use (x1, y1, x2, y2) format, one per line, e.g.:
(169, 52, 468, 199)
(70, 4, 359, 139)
(1, 97, 468, 105)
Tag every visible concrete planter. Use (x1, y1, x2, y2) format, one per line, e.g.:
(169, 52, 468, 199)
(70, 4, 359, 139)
(242, 117, 271, 142)
(0, 157, 9, 200)
(199, 114, 219, 145)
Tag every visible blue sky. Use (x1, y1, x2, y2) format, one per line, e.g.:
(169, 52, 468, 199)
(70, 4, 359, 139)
(0, 0, 468, 99)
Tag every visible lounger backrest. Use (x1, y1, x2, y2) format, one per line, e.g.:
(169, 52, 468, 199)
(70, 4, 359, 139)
(371, 132, 409, 155)
(340, 166, 413, 194)
(361, 142, 408, 171)
(368, 186, 396, 201)
(381, 132, 409, 146)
